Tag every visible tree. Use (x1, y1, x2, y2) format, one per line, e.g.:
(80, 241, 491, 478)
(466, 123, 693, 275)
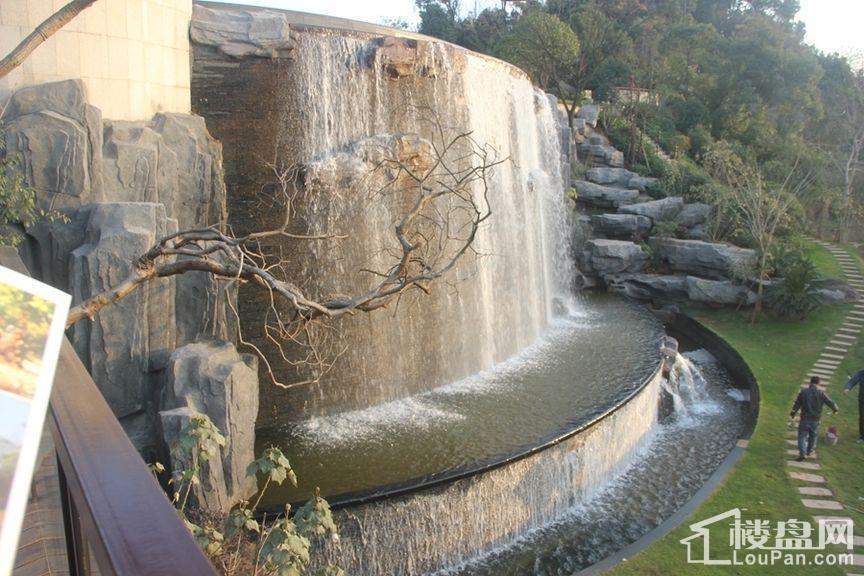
(500, 11, 581, 126)
(837, 70, 864, 243)
(0, 0, 99, 80)
(703, 142, 808, 322)
(569, 4, 634, 102)
(415, 0, 462, 43)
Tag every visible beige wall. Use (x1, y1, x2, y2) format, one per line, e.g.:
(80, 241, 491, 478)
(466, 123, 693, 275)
(0, 0, 192, 120)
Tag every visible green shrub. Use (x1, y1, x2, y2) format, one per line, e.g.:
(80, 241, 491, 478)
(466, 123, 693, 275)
(652, 218, 680, 239)
(764, 244, 823, 319)
(165, 415, 343, 576)
(0, 126, 65, 245)
(687, 124, 714, 158)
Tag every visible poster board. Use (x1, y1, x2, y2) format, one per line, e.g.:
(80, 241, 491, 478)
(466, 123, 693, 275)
(0, 265, 70, 576)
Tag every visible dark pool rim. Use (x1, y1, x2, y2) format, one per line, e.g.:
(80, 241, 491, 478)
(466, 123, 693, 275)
(260, 358, 664, 515)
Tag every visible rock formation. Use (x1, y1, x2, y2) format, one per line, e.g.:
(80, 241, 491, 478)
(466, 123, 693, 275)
(3, 79, 235, 458)
(160, 341, 259, 513)
(650, 238, 757, 280)
(571, 104, 758, 307)
(190, 4, 293, 59)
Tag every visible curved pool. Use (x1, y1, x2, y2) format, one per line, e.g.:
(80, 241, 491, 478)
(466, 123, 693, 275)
(257, 294, 664, 505)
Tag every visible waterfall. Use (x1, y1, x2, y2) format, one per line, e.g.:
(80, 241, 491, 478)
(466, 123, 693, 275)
(251, 30, 576, 420)
(663, 352, 718, 425)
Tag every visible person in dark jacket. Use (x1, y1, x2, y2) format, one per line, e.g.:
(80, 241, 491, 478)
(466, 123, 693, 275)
(843, 368, 864, 442)
(791, 376, 838, 461)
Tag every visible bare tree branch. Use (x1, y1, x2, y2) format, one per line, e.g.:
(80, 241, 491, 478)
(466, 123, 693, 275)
(66, 117, 505, 386)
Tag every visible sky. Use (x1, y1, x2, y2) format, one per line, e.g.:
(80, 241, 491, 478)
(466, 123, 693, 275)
(797, 0, 864, 61)
(213, 0, 864, 58)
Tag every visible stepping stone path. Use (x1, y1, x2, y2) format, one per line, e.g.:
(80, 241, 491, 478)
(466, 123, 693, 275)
(785, 240, 863, 557)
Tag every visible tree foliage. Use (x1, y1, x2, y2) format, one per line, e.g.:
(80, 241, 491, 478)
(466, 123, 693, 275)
(500, 10, 580, 91)
(416, 0, 864, 238)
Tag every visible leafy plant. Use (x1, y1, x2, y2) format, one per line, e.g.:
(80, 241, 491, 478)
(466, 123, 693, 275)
(764, 245, 823, 319)
(0, 125, 64, 245)
(651, 218, 680, 240)
(166, 415, 341, 576)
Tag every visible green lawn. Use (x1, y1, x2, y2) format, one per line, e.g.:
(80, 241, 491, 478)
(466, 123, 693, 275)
(610, 241, 861, 575)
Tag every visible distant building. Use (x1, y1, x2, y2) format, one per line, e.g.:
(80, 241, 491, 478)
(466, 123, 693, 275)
(614, 86, 660, 106)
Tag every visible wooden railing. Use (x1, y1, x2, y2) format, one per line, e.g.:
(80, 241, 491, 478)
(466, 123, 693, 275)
(2, 249, 217, 576)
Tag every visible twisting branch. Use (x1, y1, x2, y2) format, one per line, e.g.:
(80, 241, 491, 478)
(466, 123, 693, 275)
(67, 116, 505, 386)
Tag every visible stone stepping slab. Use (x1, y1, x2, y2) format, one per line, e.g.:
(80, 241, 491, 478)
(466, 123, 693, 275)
(815, 361, 842, 370)
(799, 486, 833, 496)
(822, 352, 847, 360)
(786, 449, 819, 458)
(788, 471, 826, 483)
(811, 365, 838, 371)
(839, 327, 862, 334)
(833, 333, 860, 340)
(787, 460, 821, 470)
(812, 369, 838, 376)
(802, 498, 844, 510)
(826, 346, 850, 354)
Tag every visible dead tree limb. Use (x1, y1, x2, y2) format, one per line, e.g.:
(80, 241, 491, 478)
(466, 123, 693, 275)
(67, 119, 505, 386)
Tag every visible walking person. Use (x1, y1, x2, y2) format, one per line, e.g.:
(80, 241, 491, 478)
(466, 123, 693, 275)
(843, 368, 864, 443)
(791, 376, 838, 461)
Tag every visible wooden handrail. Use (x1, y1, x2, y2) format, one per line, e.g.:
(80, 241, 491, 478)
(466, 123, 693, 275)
(1, 249, 217, 576)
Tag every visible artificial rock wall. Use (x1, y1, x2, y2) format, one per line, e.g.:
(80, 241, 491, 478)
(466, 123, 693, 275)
(0, 0, 192, 120)
(2, 78, 235, 460)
